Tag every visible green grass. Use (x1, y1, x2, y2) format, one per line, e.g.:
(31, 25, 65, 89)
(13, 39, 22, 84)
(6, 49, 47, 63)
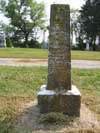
(71, 50, 100, 60)
(72, 69, 100, 115)
(0, 66, 47, 132)
(0, 66, 100, 132)
(0, 48, 100, 60)
(0, 48, 48, 59)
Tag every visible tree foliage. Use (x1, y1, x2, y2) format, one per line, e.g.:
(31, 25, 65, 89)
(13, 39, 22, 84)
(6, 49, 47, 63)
(70, 9, 86, 50)
(80, 0, 100, 50)
(0, 0, 46, 48)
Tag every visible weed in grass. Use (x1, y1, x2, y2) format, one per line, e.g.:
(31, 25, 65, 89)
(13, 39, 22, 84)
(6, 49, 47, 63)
(38, 112, 76, 126)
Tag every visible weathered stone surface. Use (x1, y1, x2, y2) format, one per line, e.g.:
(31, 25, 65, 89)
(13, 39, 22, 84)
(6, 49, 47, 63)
(37, 4, 81, 116)
(47, 4, 71, 91)
(38, 85, 81, 116)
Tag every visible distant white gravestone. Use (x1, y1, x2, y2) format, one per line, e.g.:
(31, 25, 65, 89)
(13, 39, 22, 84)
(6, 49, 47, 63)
(0, 33, 6, 47)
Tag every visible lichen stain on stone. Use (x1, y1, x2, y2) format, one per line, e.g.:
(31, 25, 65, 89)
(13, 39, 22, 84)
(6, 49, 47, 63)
(53, 6, 70, 26)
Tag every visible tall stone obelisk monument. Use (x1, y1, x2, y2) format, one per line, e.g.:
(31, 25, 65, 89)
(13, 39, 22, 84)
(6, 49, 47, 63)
(47, 4, 71, 92)
(38, 4, 81, 116)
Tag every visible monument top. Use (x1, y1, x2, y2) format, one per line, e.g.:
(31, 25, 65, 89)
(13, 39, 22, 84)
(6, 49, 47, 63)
(50, 4, 70, 31)
(51, 4, 70, 6)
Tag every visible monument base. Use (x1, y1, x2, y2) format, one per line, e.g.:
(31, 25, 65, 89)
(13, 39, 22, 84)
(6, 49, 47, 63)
(38, 85, 81, 117)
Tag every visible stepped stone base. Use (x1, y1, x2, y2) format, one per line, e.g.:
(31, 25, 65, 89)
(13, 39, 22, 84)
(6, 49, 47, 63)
(38, 85, 81, 116)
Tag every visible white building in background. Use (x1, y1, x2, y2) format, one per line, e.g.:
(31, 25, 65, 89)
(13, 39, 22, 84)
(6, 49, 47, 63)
(0, 32, 6, 47)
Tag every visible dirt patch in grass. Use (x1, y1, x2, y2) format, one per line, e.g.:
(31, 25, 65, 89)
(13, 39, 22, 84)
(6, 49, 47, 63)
(82, 96, 100, 120)
(9, 59, 48, 66)
(14, 100, 100, 133)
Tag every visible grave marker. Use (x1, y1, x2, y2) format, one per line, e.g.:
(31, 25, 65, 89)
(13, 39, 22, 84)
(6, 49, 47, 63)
(38, 4, 81, 116)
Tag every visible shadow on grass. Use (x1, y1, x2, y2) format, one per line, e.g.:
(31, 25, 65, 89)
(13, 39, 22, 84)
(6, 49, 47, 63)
(14, 102, 100, 133)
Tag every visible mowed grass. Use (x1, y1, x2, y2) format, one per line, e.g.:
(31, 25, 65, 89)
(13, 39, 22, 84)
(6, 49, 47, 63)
(0, 48, 48, 59)
(0, 66, 100, 132)
(72, 69, 100, 116)
(71, 50, 100, 60)
(0, 66, 47, 132)
(0, 48, 100, 60)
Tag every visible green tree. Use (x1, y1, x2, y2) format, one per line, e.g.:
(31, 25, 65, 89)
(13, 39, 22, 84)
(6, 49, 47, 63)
(70, 9, 86, 50)
(93, 0, 100, 50)
(0, 0, 46, 48)
(6, 37, 13, 47)
(80, 0, 100, 50)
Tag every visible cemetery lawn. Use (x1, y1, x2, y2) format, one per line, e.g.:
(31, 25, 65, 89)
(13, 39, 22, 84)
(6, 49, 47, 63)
(72, 50, 100, 61)
(0, 48, 48, 59)
(0, 48, 100, 60)
(0, 66, 100, 132)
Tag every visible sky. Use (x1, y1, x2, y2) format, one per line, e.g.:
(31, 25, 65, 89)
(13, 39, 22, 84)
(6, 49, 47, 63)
(0, 0, 85, 23)
(37, 0, 85, 19)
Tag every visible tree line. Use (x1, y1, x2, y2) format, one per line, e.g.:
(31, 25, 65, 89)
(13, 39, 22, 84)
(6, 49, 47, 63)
(71, 0, 100, 51)
(0, 0, 46, 48)
(0, 0, 100, 50)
